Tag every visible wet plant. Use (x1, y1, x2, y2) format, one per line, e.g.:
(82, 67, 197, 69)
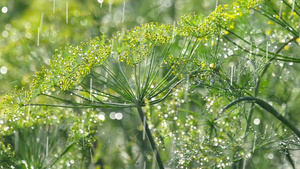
(2, 0, 300, 168)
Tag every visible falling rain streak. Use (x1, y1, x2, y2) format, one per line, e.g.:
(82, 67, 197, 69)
(122, 2, 126, 22)
(46, 136, 49, 157)
(90, 78, 93, 102)
(90, 149, 93, 163)
(171, 21, 176, 43)
(143, 116, 146, 140)
(279, 1, 283, 18)
(98, 0, 104, 8)
(266, 42, 268, 61)
(37, 27, 40, 46)
(291, 0, 295, 17)
(66, 2, 69, 24)
(152, 150, 157, 169)
(53, 0, 55, 13)
(40, 12, 44, 29)
(109, 0, 112, 13)
(230, 63, 234, 86)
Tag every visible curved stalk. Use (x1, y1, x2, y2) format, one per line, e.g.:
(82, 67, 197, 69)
(220, 97, 300, 138)
(245, 36, 298, 141)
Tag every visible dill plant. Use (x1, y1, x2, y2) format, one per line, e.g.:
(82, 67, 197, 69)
(2, 0, 300, 168)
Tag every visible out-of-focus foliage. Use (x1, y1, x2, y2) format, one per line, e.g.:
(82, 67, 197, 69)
(2, 0, 300, 169)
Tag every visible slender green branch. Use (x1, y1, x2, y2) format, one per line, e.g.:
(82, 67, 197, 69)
(136, 105, 164, 169)
(220, 97, 300, 138)
(23, 102, 135, 109)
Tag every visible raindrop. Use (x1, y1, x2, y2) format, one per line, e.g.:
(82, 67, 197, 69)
(14, 131, 19, 153)
(90, 78, 93, 102)
(5, 24, 11, 30)
(253, 118, 260, 125)
(40, 12, 44, 29)
(228, 49, 233, 56)
(267, 153, 274, 159)
(90, 149, 93, 163)
(229, 62, 234, 86)
(279, 1, 283, 18)
(0, 66, 7, 74)
(171, 21, 176, 43)
(66, 162, 71, 167)
(98, 0, 104, 8)
(66, 1, 69, 24)
(143, 116, 146, 140)
(152, 150, 157, 169)
(1, 6, 8, 13)
(25, 22, 31, 29)
(109, 0, 112, 13)
(266, 42, 268, 61)
(122, 2, 125, 22)
(53, 0, 55, 13)
(115, 112, 123, 120)
(98, 113, 105, 121)
(291, 0, 295, 17)
(46, 136, 49, 157)
(253, 132, 256, 152)
(2, 30, 8, 37)
(109, 112, 116, 119)
(37, 27, 40, 46)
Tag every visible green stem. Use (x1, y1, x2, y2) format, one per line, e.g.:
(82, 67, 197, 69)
(221, 97, 300, 138)
(136, 105, 164, 169)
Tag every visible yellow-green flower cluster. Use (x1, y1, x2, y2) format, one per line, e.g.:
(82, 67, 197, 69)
(115, 22, 175, 66)
(178, 0, 264, 41)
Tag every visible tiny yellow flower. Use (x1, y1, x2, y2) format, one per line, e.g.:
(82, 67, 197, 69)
(296, 38, 300, 42)
(267, 21, 274, 25)
(284, 45, 290, 50)
(211, 41, 216, 46)
(201, 61, 206, 68)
